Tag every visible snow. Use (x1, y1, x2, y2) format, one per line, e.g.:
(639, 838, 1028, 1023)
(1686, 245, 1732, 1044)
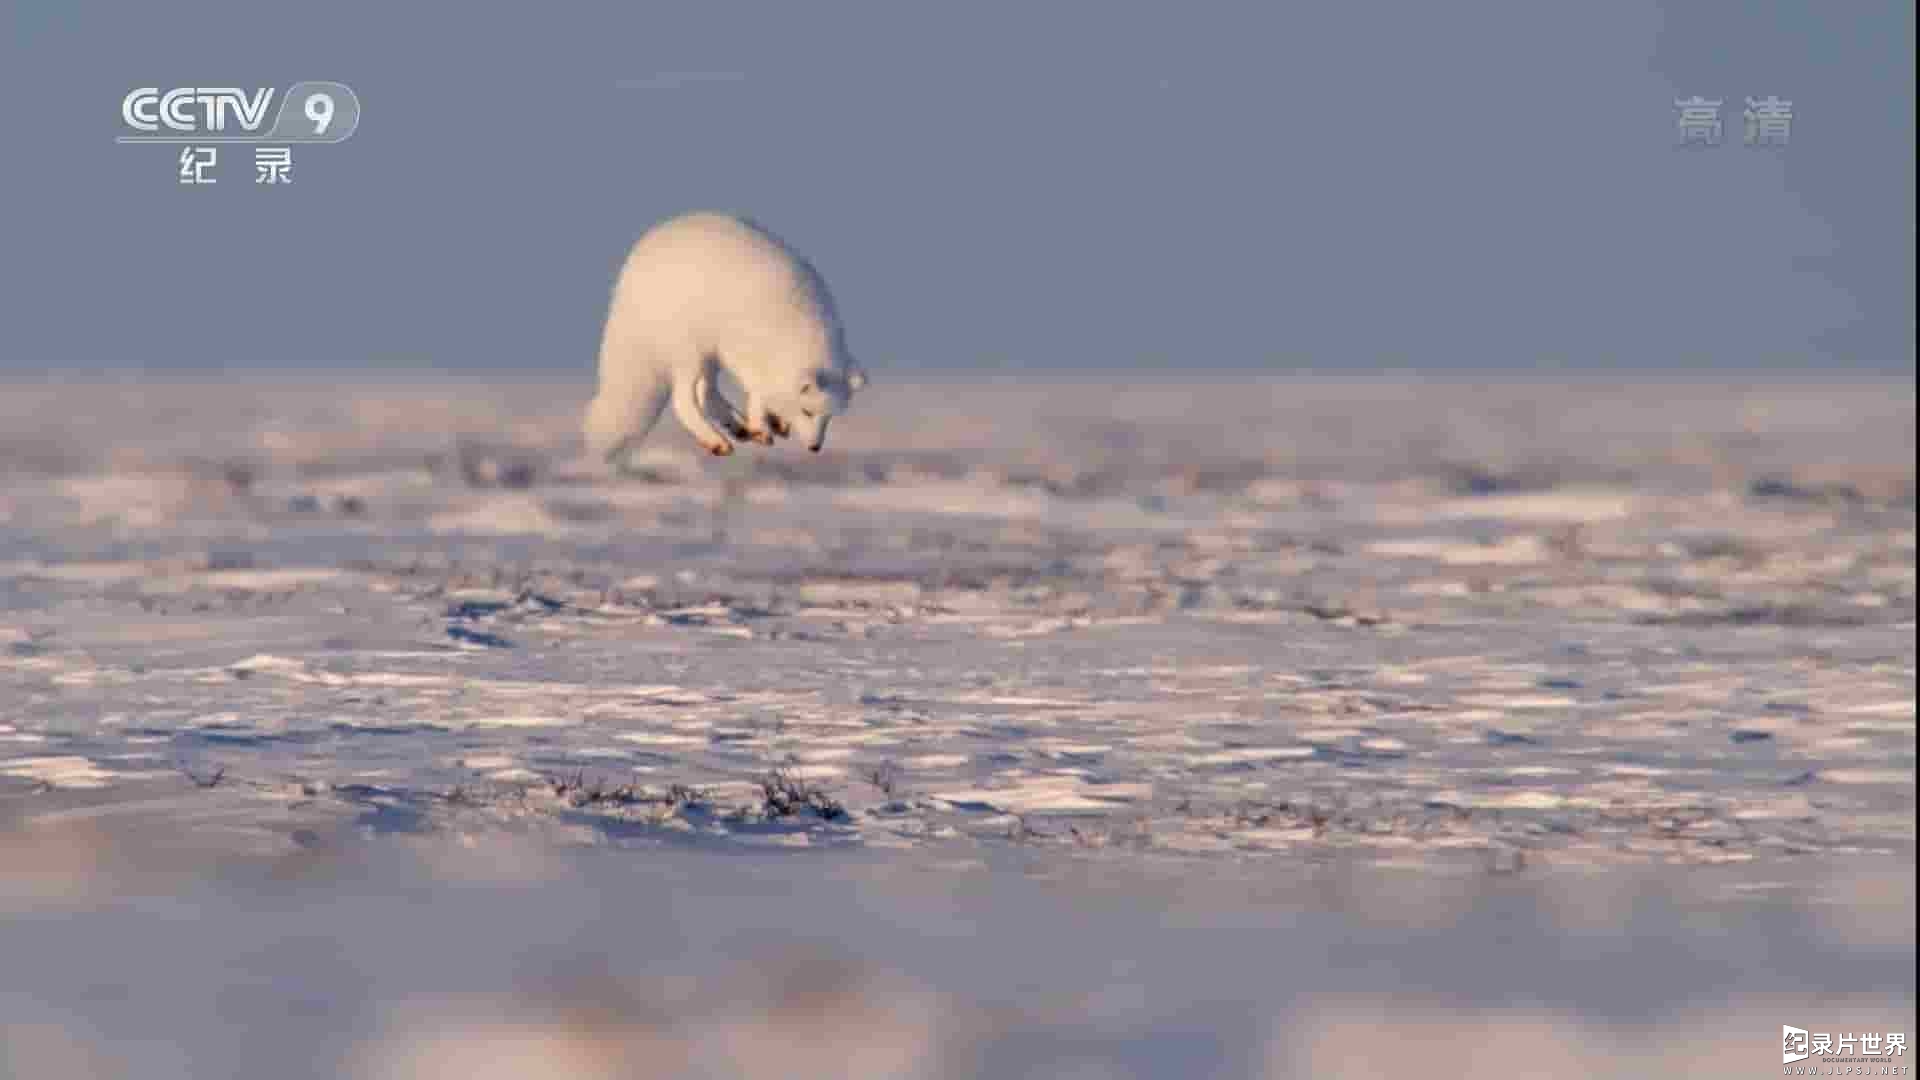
(0, 370, 1912, 1075)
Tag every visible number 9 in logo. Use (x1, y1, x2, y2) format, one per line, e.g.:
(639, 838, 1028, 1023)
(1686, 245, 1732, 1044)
(304, 93, 335, 136)
(264, 81, 360, 142)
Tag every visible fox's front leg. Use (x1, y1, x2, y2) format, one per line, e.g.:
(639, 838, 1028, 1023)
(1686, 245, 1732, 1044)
(699, 375, 753, 440)
(737, 392, 781, 446)
(678, 374, 735, 456)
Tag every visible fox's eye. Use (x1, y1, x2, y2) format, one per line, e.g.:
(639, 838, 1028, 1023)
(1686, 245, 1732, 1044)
(800, 382, 817, 395)
(801, 408, 817, 419)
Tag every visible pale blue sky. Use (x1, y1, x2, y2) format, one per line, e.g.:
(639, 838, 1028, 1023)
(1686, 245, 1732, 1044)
(3, 1, 1913, 374)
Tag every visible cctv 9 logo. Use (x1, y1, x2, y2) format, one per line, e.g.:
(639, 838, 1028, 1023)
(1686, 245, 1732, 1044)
(119, 81, 361, 143)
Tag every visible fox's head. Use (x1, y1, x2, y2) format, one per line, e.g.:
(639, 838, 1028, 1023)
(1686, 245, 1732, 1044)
(772, 361, 868, 452)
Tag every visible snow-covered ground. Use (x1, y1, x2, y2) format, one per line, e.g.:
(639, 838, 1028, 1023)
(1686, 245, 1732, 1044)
(2, 372, 1913, 1076)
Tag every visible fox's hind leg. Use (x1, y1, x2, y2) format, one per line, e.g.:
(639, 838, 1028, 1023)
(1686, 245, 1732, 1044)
(584, 378, 671, 474)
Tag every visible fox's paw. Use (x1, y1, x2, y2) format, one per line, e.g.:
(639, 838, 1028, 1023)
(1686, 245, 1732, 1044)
(702, 439, 734, 457)
(743, 427, 776, 446)
(723, 418, 751, 439)
(767, 414, 792, 438)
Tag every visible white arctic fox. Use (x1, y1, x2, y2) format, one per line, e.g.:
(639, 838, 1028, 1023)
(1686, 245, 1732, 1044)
(584, 211, 869, 465)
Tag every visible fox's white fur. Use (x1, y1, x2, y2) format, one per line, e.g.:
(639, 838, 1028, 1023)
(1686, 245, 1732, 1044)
(584, 211, 869, 465)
